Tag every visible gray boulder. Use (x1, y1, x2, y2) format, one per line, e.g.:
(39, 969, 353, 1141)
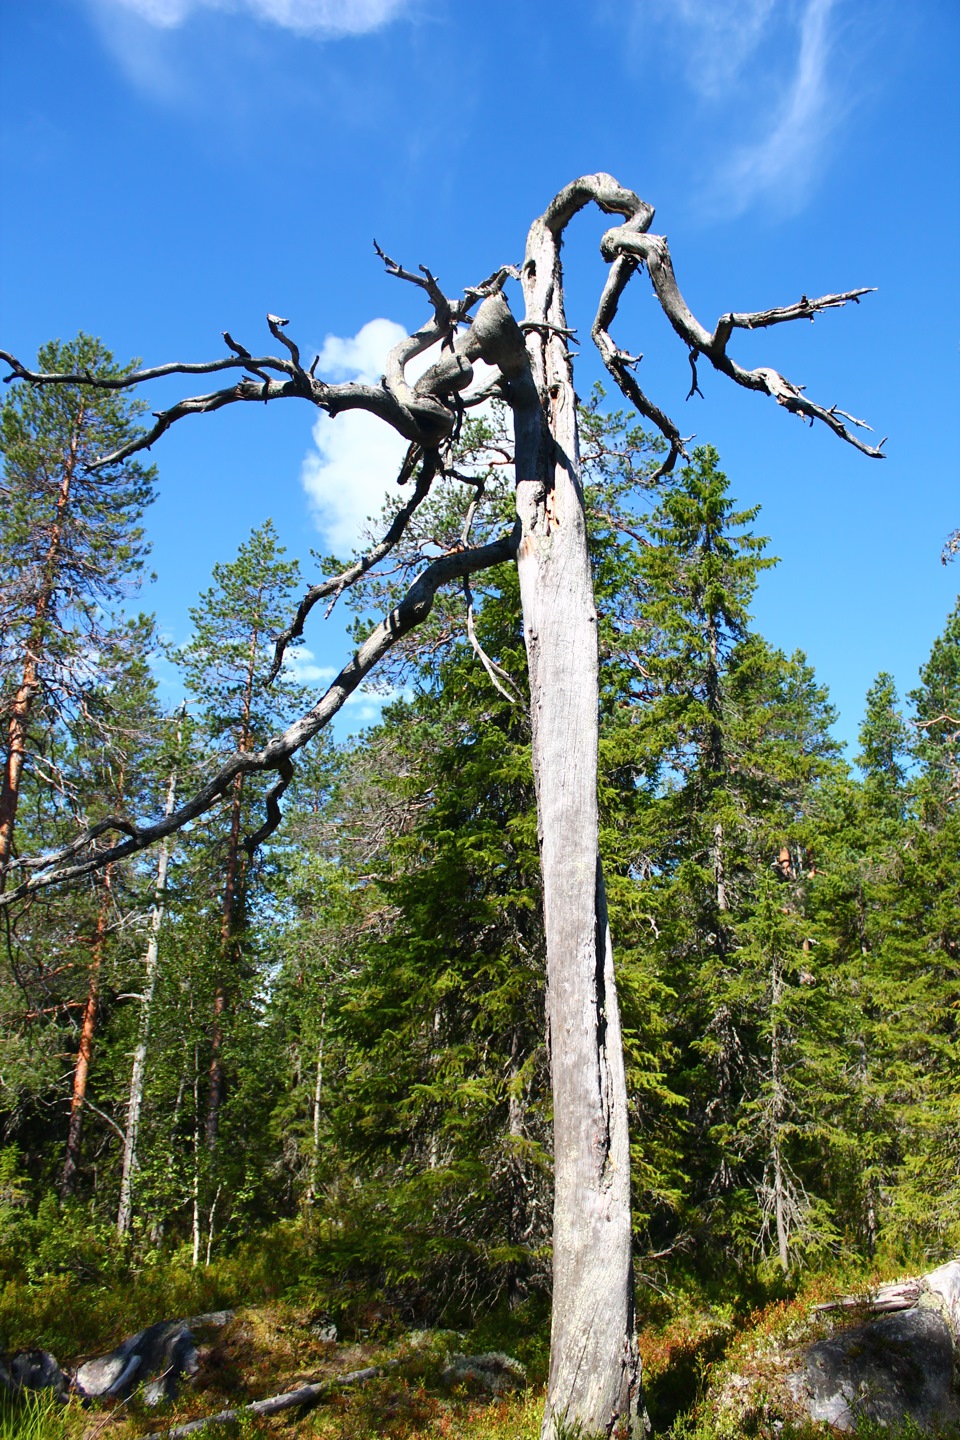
(787, 1305, 958, 1432)
(0, 1348, 68, 1401)
(74, 1320, 199, 1406)
(786, 1260, 960, 1435)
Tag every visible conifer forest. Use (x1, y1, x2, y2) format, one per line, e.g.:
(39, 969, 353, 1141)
(0, 190, 958, 1438)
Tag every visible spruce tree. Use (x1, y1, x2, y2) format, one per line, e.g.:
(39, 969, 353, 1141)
(174, 520, 305, 1155)
(888, 600, 960, 1247)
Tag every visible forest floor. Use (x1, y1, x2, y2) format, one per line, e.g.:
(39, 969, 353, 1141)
(0, 1293, 742, 1440)
(0, 1244, 935, 1439)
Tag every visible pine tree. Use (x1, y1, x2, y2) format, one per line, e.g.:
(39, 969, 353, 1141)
(0, 335, 156, 889)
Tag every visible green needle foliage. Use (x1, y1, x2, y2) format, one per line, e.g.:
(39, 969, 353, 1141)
(0, 384, 955, 1387)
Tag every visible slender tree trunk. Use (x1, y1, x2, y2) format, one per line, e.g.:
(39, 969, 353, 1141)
(117, 748, 179, 1236)
(772, 1135, 790, 1276)
(514, 206, 641, 1439)
(0, 420, 82, 889)
(192, 1047, 202, 1268)
(704, 616, 729, 917)
(713, 818, 728, 914)
(61, 869, 110, 1199)
(205, 774, 243, 1148)
(307, 1003, 326, 1204)
(206, 1183, 222, 1267)
(0, 663, 39, 890)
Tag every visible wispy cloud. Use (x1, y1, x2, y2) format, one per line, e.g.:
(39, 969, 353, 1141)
(642, 0, 843, 217)
(717, 0, 838, 215)
(652, 0, 777, 99)
(100, 0, 411, 36)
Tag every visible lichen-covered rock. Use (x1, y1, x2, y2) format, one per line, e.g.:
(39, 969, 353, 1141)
(701, 1261, 960, 1438)
(0, 1348, 68, 1401)
(75, 1320, 199, 1406)
(441, 1351, 526, 1395)
(786, 1304, 959, 1433)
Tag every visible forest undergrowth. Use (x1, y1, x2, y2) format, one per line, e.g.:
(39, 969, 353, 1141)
(1, 369, 957, 1439)
(0, 1214, 943, 1439)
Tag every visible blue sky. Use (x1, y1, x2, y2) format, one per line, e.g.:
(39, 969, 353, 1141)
(1, 0, 957, 747)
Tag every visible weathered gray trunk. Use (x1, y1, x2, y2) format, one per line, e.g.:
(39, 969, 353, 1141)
(514, 205, 641, 1440)
(117, 751, 178, 1236)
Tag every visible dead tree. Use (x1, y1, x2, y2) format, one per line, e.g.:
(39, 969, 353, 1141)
(0, 174, 881, 1439)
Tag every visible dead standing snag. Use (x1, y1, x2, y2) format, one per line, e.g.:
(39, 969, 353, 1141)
(0, 174, 880, 1439)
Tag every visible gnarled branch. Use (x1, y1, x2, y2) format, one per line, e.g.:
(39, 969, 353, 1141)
(0, 530, 517, 906)
(264, 448, 438, 685)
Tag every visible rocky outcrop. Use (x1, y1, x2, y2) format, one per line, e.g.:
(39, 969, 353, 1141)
(787, 1303, 958, 1432)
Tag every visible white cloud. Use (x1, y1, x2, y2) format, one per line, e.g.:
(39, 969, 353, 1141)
(314, 318, 410, 385)
(640, 0, 841, 216)
(302, 319, 499, 556)
(302, 318, 412, 556)
(283, 646, 336, 685)
(283, 645, 409, 732)
(100, 0, 410, 35)
(652, 0, 777, 98)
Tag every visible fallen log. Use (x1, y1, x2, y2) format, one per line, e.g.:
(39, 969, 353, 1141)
(812, 1278, 923, 1316)
(141, 1358, 401, 1439)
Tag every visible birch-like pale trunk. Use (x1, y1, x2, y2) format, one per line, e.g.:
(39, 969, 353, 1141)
(770, 952, 790, 1275)
(191, 1048, 202, 1268)
(515, 202, 641, 1440)
(117, 748, 179, 1236)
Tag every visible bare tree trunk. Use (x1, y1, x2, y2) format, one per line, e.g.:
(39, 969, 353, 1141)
(0, 421, 82, 889)
(205, 1182, 222, 1266)
(61, 870, 109, 1199)
(117, 747, 179, 1236)
(515, 201, 641, 1440)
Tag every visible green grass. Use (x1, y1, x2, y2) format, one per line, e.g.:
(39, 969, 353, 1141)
(0, 1391, 68, 1440)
